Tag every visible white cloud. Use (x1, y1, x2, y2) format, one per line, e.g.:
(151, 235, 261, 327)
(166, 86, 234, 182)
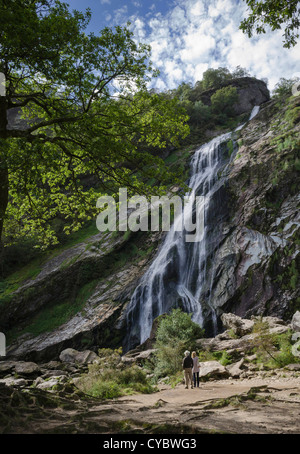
(128, 0, 300, 91)
(100, 0, 111, 4)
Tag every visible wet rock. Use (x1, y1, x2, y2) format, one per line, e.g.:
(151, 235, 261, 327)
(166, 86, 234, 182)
(59, 348, 98, 365)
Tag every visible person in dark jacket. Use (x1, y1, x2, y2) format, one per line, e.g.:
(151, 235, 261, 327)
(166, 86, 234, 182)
(182, 350, 193, 389)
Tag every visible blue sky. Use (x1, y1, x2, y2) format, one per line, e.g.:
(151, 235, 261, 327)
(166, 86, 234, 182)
(69, 0, 300, 91)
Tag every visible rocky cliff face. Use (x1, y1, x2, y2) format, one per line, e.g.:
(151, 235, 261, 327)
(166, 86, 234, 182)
(201, 95, 300, 329)
(1, 91, 299, 362)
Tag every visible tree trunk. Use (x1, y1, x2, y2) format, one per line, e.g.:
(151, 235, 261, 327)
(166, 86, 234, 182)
(0, 162, 8, 276)
(0, 91, 8, 275)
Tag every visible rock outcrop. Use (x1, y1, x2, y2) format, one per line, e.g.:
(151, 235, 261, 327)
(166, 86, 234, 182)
(199, 77, 270, 115)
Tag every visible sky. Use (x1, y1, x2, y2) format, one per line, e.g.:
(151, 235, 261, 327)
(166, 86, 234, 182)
(69, 0, 300, 92)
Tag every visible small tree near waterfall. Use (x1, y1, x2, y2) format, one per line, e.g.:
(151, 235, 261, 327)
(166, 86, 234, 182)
(153, 308, 204, 378)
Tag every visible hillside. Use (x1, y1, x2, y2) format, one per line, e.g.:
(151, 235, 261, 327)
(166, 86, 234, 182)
(0, 81, 299, 362)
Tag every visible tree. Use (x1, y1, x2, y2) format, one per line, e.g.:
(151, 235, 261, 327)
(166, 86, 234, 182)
(210, 86, 239, 118)
(202, 67, 231, 91)
(0, 0, 189, 249)
(231, 65, 251, 78)
(154, 308, 204, 377)
(240, 0, 300, 48)
(272, 77, 300, 98)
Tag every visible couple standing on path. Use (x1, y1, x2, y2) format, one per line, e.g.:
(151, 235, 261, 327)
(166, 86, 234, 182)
(183, 350, 200, 389)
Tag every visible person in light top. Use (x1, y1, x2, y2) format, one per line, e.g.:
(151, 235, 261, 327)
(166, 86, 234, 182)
(192, 351, 200, 388)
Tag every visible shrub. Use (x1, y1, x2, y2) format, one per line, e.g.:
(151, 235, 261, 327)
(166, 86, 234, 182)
(153, 308, 204, 377)
(76, 357, 157, 399)
(86, 381, 121, 399)
(250, 319, 300, 368)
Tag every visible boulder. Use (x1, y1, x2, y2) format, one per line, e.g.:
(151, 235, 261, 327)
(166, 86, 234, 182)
(196, 334, 255, 353)
(226, 359, 245, 378)
(291, 312, 300, 332)
(199, 361, 229, 379)
(14, 361, 40, 376)
(59, 348, 98, 365)
(221, 313, 254, 337)
(0, 361, 16, 376)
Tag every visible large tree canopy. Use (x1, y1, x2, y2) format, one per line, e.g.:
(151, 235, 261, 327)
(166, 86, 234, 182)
(0, 0, 189, 247)
(240, 0, 300, 48)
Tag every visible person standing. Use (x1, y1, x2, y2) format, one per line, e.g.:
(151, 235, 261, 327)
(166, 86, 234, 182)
(182, 350, 193, 389)
(192, 351, 200, 388)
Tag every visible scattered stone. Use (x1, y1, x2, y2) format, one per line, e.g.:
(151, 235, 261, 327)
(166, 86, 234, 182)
(59, 348, 98, 365)
(0, 377, 28, 387)
(269, 326, 290, 335)
(36, 378, 60, 390)
(285, 364, 300, 371)
(0, 361, 16, 376)
(41, 370, 68, 379)
(246, 354, 257, 362)
(41, 361, 63, 370)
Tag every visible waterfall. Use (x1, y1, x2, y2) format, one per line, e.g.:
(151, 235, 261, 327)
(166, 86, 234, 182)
(123, 106, 260, 351)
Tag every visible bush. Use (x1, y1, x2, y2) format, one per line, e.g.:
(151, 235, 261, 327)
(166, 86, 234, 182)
(87, 380, 122, 399)
(76, 354, 157, 399)
(250, 318, 300, 368)
(154, 308, 204, 377)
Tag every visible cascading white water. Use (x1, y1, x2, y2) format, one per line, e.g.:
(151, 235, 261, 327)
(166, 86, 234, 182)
(124, 106, 260, 351)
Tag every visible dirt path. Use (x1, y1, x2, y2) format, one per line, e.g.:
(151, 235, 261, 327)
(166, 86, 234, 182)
(2, 377, 300, 434)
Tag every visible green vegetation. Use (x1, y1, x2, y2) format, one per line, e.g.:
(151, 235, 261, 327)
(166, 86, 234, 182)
(153, 308, 204, 378)
(6, 279, 99, 343)
(0, 0, 190, 251)
(240, 0, 300, 48)
(250, 318, 300, 368)
(162, 66, 256, 145)
(211, 86, 239, 118)
(273, 77, 300, 99)
(77, 348, 157, 399)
